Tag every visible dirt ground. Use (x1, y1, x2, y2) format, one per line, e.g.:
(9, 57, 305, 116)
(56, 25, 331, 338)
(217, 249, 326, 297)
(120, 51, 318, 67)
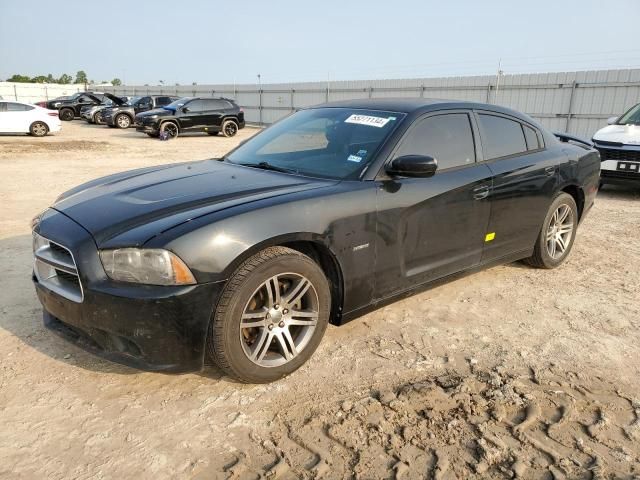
(1, 122, 639, 479)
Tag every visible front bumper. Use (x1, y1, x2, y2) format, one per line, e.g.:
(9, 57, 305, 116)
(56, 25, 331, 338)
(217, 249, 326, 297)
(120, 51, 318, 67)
(32, 209, 223, 373)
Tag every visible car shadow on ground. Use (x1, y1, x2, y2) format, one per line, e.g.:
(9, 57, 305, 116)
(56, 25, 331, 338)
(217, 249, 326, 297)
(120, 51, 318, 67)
(0, 233, 227, 380)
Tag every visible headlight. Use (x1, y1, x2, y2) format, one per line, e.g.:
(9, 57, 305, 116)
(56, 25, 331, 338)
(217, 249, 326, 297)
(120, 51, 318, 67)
(99, 248, 196, 285)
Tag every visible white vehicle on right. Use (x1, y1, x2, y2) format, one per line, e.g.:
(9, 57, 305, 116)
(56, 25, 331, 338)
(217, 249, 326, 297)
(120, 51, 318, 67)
(592, 103, 640, 188)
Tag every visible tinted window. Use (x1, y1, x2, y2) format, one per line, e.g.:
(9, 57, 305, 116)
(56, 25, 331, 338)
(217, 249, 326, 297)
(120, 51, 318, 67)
(184, 100, 203, 112)
(6, 102, 33, 111)
(77, 95, 94, 103)
(523, 124, 540, 150)
(155, 96, 173, 106)
(478, 114, 527, 159)
(202, 99, 228, 111)
(227, 108, 404, 180)
(395, 113, 476, 170)
(137, 97, 152, 107)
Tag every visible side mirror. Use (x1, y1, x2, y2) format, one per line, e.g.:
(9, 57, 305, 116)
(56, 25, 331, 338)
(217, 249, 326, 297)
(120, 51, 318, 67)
(182, 107, 189, 113)
(386, 155, 438, 178)
(607, 116, 618, 125)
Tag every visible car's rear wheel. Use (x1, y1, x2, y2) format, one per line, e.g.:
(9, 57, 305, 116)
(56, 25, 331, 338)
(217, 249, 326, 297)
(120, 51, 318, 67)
(115, 113, 131, 129)
(29, 121, 49, 137)
(525, 192, 578, 269)
(207, 247, 330, 383)
(221, 119, 238, 137)
(160, 121, 179, 139)
(59, 108, 74, 121)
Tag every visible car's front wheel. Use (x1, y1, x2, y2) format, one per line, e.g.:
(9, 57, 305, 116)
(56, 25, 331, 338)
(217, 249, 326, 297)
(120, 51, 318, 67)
(115, 113, 131, 129)
(94, 112, 105, 125)
(160, 121, 179, 139)
(207, 247, 331, 383)
(29, 121, 49, 137)
(59, 108, 74, 121)
(525, 192, 578, 269)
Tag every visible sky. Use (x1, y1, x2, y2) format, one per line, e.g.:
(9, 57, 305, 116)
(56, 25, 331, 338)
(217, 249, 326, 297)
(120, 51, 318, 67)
(1, 0, 639, 86)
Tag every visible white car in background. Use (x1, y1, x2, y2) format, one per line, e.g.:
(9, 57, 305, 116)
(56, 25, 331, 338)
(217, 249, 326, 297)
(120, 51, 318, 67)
(592, 103, 640, 187)
(0, 100, 61, 137)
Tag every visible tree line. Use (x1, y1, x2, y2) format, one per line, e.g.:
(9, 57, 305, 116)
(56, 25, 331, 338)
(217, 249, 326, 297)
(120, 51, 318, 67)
(2, 71, 122, 86)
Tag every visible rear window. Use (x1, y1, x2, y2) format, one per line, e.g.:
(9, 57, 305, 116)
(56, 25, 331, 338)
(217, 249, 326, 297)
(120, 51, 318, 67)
(6, 102, 34, 111)
(523, 124, 540, 150)
(478, 114, 527, 159)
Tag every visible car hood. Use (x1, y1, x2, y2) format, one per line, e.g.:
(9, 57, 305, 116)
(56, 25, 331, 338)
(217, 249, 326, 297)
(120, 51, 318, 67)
(136, 108, 172, 119)
(593, 124, 640, 145)
(53, 160, 336, 247)
(104, 93, 127, 106)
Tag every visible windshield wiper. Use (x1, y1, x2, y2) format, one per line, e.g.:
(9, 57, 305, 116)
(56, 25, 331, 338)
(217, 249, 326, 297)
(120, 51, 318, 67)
(237, 161, 297, 174)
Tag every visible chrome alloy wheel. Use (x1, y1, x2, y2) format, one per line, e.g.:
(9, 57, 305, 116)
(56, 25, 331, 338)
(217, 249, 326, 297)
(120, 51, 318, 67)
(240, 273, 319, 367)
(31, 122, 47, 136)
(546, 204, 574, 259)
(224, 121, 238, 136)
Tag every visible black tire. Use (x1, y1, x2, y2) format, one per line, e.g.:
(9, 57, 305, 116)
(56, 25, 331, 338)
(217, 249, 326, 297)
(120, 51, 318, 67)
(59, 108, 74, 121)
(114, 113, 131, 129)
(207, 131, 219, 136)
(29, 121, 49, 137)
(207, 246, 331, 383)
(160, 121, 179, 139)
(94, 112, 105, 125)
(525, 192, 578, 269)
(221, 119, 238, 137)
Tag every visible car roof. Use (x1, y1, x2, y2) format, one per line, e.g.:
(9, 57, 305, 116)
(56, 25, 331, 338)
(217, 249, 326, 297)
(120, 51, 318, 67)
(314, 97, 527, 117)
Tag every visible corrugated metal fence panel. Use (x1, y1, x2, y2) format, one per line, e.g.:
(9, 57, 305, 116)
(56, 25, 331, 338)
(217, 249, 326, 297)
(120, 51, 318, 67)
(6, 69, 639, 136)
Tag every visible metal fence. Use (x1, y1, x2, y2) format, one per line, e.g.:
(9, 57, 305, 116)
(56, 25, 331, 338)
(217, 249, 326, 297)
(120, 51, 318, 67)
(4, 69, 640, 138)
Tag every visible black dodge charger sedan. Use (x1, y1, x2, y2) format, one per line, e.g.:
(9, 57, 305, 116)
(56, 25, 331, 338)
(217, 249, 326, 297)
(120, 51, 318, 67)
(32, 99, 600, 383)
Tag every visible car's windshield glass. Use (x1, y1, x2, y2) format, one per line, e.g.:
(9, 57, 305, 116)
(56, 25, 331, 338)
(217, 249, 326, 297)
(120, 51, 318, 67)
(225, 108, 404, 180)
(127, 96, 142, 106)
(164, 97, 193, 110)
(68, 92, 82, 101)
(617, 103, 640, 125)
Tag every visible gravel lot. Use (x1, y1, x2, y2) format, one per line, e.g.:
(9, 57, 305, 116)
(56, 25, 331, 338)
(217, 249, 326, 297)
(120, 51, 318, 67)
(1, 122, 639, 479)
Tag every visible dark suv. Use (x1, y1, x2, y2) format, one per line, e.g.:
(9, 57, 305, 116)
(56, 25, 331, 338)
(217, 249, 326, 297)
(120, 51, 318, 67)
(102, 95, 179, 129)
(50, 92, 112, 121)
(135, 97, 245, 138)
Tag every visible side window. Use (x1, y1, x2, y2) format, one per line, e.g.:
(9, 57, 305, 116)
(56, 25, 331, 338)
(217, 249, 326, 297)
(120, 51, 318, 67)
(6, 102, 33, 111)
(138, 97, 152, 107)
(478, 114, 527, 159)
(202, 99, 227, 111)
(184, 100, 203, 113)
(156, 96, 172, 106)
(394, 113, 476, 170)
(523, 124, 540, 150)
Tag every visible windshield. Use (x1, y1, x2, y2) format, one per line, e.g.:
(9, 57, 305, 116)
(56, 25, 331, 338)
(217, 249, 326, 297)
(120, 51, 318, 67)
(127, 96, 142, 106)
(225, 108, 404, 180)
(617, 103, 640, 125)
(164, 97, 193, 110)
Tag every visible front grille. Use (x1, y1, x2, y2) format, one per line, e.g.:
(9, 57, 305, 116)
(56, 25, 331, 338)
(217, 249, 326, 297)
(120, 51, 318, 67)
(601, 170, 640, 180)
(33, 233, 83, 303)
(597, 147, 640, 163)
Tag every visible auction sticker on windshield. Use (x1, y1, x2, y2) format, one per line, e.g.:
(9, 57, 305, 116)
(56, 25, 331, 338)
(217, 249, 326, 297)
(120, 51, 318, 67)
(345, 114, 391, 128)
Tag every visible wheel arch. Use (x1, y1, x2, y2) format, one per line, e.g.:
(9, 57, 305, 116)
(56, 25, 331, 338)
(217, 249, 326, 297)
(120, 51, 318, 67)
(218, 233, 345, 326)
(559, 184, 585, 220)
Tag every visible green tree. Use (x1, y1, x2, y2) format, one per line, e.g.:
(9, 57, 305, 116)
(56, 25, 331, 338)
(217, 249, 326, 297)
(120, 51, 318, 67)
(46, 74, 54, 83)
(74, 70, 88, 84)
(111, 78, 122, 86)
(7, 74, 31, 83)
(32, 75, 49, 83)
(58, 74, 72, 84)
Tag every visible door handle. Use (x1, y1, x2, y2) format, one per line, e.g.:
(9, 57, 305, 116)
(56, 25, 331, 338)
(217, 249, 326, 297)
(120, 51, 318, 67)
(473, 185, 490, 200)
(544, 166, 556, 176)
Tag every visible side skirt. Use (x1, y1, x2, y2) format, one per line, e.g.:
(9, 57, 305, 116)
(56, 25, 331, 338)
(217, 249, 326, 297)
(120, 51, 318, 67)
(336, 248, 532, 325)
